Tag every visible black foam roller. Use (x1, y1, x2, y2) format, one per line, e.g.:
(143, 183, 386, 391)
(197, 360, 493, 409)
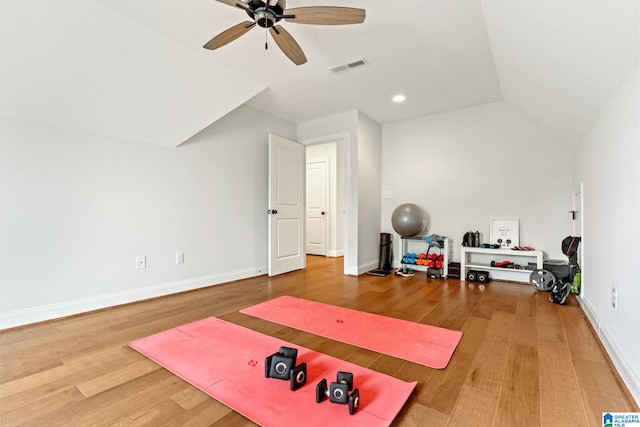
(379, 233, 392, 271)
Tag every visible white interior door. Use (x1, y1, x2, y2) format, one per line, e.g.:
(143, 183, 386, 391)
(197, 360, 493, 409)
(573, 187, 582, 238)
(573, 184, 583, 268)
(306, 160, 327, 256)
(268, 134, 305, 276)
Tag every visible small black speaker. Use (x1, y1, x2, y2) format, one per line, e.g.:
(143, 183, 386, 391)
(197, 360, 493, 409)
(467, 269, 489, 282)
(477, 271, 489, 283)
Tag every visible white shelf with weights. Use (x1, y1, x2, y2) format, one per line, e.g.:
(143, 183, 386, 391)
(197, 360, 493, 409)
(460, 247, 543, 283)
(401, 236, 450, 277)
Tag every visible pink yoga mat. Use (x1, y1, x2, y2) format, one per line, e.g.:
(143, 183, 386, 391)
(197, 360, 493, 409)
(129, 318, 416, 426)
(240, 296, 462, 369)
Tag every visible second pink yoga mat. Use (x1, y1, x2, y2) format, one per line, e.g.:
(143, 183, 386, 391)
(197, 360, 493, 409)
(241, 296, 462, 369)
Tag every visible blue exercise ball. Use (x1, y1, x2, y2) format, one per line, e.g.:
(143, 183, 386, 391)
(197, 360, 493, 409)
(391, 203, 426, 237)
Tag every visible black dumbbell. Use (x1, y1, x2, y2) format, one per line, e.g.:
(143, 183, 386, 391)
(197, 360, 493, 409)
(265, 346, 307, 391)
(315, 371, 360, 415)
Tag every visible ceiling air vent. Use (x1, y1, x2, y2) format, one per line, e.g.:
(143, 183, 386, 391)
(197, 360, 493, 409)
(330, 58, 369, 74)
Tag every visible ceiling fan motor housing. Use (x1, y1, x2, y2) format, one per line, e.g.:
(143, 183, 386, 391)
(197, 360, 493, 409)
(246, 0, 286, 28)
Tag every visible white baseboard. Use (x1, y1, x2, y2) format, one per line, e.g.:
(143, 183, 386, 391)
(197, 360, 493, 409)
(577, 295, 640, 404)
(328, 249, 344, 257)
(358, 260, 379, 275)
(0, 267, 267, 330)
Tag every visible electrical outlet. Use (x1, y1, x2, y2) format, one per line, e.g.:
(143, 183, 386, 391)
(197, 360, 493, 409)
(612, 287, 617, 310)
(381, 190, 392, 199)
(176, 252, 184, 264)
(136, 255, 146, 269)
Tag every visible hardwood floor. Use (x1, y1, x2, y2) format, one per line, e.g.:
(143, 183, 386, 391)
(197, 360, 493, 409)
(1, 256, 637, 426)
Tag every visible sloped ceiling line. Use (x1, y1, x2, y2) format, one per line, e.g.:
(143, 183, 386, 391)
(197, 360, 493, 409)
(1, 0, 637, 150)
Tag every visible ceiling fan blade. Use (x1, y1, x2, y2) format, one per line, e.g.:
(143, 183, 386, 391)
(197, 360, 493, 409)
(215, 0, 250, 11)
(269, 25, 307, 65)
(203, 21, 256, 50)
(283, 7, 366, 25)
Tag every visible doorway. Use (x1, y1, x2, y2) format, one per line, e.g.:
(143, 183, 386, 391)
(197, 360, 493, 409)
(305, 141, 344, 259)
(573, 183, 584, 296)
(306, 159, 328, 255)
(573, 184, 583, 239)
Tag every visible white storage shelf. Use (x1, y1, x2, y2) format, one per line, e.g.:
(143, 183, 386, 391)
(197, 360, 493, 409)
(401, 236, 450, 277)
(460, 247, 543, 283)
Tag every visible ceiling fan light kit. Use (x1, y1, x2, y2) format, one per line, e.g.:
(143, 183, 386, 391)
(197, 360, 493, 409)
(204, 0, 366, 65)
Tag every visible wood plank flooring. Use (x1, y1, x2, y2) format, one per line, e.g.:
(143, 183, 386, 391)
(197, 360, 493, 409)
(1, 256, 637, 426)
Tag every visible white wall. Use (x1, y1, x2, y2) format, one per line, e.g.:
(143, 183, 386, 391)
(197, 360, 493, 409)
(0, 105, 296, 328)
(381, 101, 574, 264)
(357, 112, 383, 273)
(573, 62, 640, 402)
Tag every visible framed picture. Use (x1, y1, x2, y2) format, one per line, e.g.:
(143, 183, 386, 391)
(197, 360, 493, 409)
(490, 219, 519, 248)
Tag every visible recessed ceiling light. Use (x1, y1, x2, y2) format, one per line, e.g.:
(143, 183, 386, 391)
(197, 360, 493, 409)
(392, 94, 406, 103)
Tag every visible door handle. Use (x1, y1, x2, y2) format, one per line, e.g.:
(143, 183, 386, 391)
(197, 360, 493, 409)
(321, 211, 325, 215)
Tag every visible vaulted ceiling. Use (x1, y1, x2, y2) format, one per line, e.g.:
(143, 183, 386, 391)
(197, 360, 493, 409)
(1, 0, 637, 150)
